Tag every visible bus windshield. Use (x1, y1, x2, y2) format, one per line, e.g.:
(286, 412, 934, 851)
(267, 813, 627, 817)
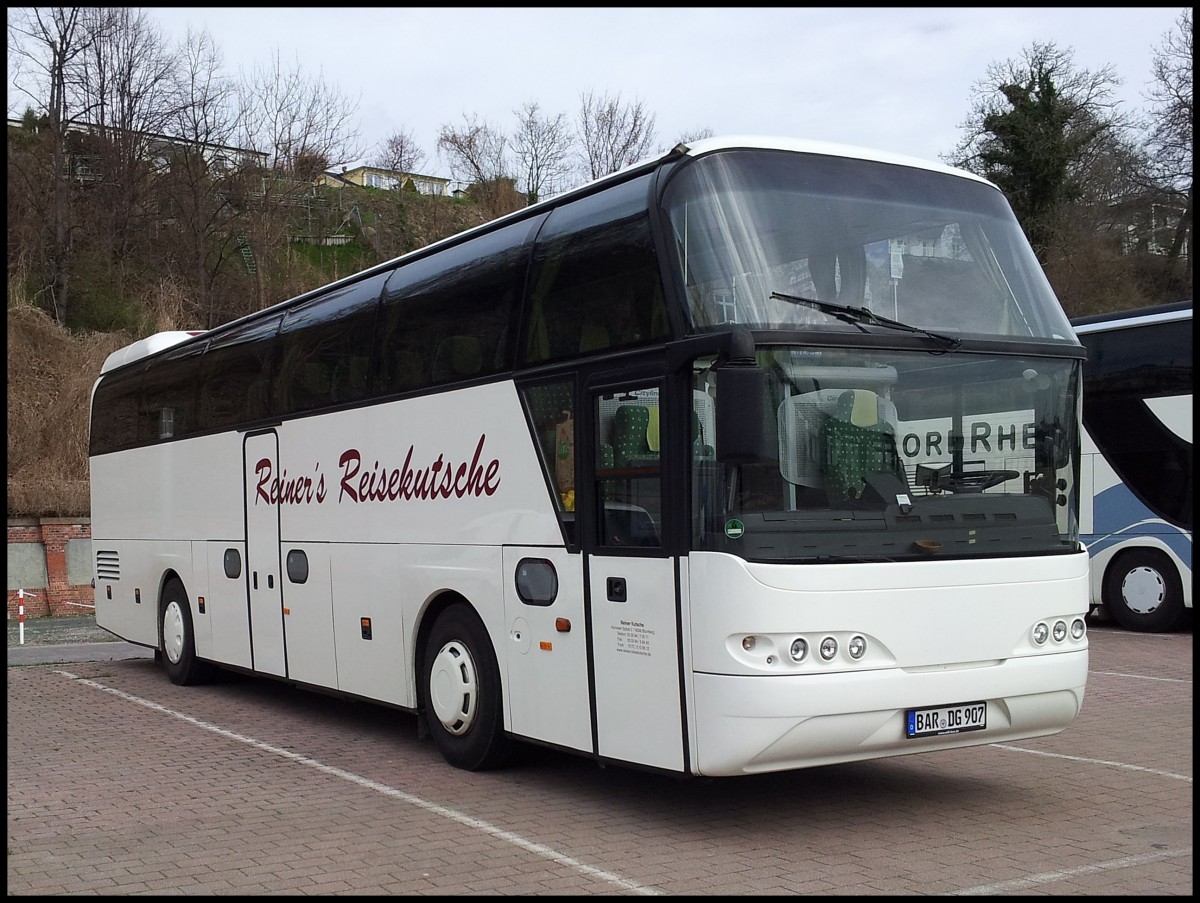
(691, 345, 1081, 562)
(661, 148, 1077, 343)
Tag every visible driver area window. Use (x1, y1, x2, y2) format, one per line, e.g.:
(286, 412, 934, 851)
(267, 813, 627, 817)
(595, 385, 663, 548)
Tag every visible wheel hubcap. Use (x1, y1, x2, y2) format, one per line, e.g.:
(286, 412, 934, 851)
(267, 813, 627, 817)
(163, 600, 185, 664)
(429, 640, 478, 735)
(1123, 566, 1166, 615)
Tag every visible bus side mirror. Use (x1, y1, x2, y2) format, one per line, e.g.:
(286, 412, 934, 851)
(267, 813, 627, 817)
(715, 363, 765, 465)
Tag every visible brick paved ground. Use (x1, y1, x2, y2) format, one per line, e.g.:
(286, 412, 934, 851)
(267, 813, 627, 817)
(6, 621, 1191, 895)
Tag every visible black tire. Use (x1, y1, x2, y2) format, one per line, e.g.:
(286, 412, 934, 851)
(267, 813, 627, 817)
(160, 578, 215, 685)
(1102, 549, 1186, 633)
(421, 603, 512, 771)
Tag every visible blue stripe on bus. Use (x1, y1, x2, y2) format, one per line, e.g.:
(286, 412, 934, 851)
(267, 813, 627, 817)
(1081, 483, 1193, 565)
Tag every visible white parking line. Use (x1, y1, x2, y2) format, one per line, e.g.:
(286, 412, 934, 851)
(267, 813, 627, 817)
(56, 669, 664, 896)
(952, 848, 1192, 895)
(991, 743, 1192, 782)
(1089, 669, 1190, 683)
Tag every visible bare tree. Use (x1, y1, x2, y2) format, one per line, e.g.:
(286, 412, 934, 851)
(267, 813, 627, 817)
(235, 50, 361, 177)
(234, 50, 362, 307)
(511, 100, 574, 204)
(7, 6, 108, 326)
(1143, 8, 1192, 263)
(437, 113, 520, 218)
(575, 89, 657, 181)
(652, 126, 716, 158)
(75, 7, 178, 302)
(376, 128, 427, 179)
(676, 127, 715, 146)
(160, 26, 244, 327)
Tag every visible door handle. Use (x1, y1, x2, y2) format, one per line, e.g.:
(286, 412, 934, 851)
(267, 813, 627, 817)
(606, 576, 627, 602)
(253, 571, 258, 590)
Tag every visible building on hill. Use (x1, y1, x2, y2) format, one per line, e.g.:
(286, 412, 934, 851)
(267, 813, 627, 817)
(319, 161, 468, 198)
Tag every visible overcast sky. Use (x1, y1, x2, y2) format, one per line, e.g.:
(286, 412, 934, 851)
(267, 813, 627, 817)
(14, 7, 1190, 178)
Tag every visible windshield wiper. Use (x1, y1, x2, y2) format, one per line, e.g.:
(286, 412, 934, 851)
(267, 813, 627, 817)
(770, 292, 962, 352)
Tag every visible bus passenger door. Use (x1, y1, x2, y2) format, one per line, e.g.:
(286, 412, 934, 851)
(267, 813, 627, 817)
(243, 430, 287, 677)
(586, 381, 686, 772)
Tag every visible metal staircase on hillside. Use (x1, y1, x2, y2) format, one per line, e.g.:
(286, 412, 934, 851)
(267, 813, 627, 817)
(235, 233, 257, 274)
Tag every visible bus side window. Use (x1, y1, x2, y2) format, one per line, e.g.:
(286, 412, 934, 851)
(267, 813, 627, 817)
(138, 342, 203, 443)
(432, 335, 483, 382)
(90, 364, 143, 454)
(520, 172, 668, 366)
(196, 315, 282, 431)
(389, 350, 425, 392)
(376, 218, 533, 393)
(274, 272, 386, 415)
(596, 388, 663, 547)
(521, 380, 577, 542)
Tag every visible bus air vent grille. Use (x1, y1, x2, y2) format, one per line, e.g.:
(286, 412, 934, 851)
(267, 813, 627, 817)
(96, 550, 120, 580)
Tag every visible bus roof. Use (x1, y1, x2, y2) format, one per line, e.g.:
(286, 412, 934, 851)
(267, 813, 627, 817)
(1070, 299, 1192, 333)
(101, 330, 206, 373)
(242, 135, 998, 318)
(98, 136, 1002, 378)
(679, 135, 995, 187)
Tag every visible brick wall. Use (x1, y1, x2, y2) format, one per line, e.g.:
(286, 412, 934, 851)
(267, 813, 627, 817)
(6, 518, 93, 618)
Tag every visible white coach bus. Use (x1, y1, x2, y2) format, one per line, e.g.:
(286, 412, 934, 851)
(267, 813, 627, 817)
(1072, 301, 1192, 632)
(89, 136, 1089, 777)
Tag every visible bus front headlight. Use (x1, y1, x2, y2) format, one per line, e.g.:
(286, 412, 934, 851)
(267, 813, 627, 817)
(789, 638, 808, 662)
(848, 635, 866, 659)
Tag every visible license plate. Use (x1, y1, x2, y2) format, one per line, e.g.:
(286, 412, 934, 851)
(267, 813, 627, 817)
(906, 701, 987, 739)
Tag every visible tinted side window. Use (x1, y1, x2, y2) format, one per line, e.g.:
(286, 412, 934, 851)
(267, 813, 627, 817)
(1079, 320, 1193, 528)
(374, 217, 540, 395)
(274, 272, 387, 415)
(90, 364, 144, 455)
(520, 378, 578, 545)
(195, 315, 283, 432)
(1079, 321, 1192, 398)
(138, 340, 205, 442)
(522, 173, 670, 365)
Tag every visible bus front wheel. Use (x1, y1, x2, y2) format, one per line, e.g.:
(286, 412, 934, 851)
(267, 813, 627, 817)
(1102, 550, 1185, 633)
(160, 578, 214, 685)
(421, 603, 513, 771)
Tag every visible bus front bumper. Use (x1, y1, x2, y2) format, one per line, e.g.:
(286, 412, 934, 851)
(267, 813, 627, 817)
(690, 648, 1087, 776)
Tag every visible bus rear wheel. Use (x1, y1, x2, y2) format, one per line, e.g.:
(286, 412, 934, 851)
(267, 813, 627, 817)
(160, 578, 214, 685)
(1102, 550, 1185, 633)
(421, 603, 512, 771)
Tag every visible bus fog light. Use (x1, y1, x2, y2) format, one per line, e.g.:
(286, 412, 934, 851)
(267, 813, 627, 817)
(820, 636, 838, 660)
(789, 638, 808, 662)
(1070, 618, 1086, 640)
(848, 635, 866, 659)
(1052, 620, 1067, 642)
(1032, 623, 1049, 645)
(742, 636, 756, 651)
